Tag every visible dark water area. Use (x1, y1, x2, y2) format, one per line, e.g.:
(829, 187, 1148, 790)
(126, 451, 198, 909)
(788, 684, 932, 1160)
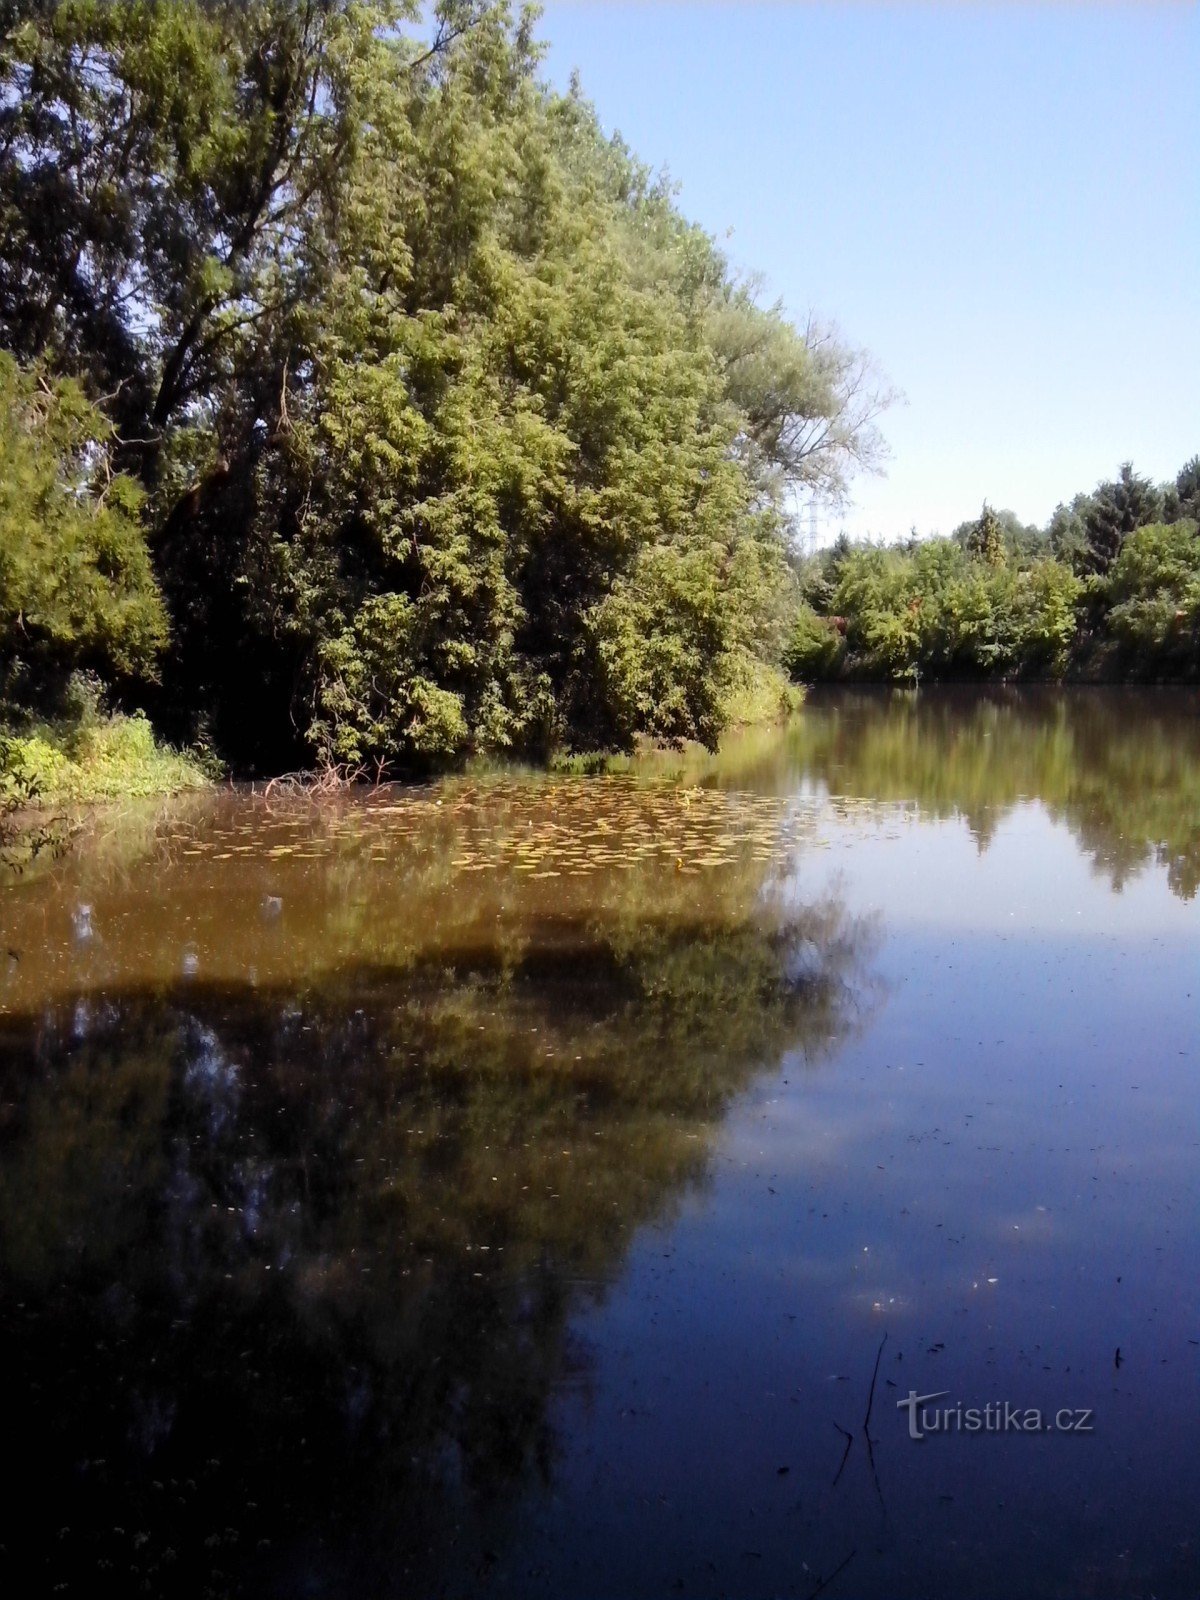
(1, 688, 1198, 1599)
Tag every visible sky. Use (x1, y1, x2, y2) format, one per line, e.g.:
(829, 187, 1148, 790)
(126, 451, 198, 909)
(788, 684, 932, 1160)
(532, 1, 1199, 543)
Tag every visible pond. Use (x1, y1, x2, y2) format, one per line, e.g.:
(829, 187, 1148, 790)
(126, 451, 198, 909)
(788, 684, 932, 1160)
(1, 687, 1198, 1599)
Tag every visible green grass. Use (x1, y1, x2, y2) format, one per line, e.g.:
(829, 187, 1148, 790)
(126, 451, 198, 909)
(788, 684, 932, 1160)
(1, 712, 213, 805)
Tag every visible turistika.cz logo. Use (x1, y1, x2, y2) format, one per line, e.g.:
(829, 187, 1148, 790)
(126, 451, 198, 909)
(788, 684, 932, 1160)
(897, 1391, 1095, 1441)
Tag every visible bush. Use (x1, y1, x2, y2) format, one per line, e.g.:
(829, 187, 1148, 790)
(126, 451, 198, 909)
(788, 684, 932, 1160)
(795, 539, 1083, 682)
(1, 674, 212, 803)
(721, 657, 805, 724)
(1012, 560, 1083, 671)
(785, 604, 845, 681)
(1105, 521, 1200, 671)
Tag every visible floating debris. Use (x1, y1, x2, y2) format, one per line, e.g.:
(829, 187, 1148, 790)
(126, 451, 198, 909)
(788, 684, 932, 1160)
(136, 774, 819, 882)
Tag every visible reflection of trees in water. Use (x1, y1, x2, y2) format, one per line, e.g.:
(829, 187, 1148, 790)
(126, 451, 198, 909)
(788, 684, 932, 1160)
(789, 688, 1200, 899)
(0, 889, 876, 1598)
(0, 775, 823, 1013)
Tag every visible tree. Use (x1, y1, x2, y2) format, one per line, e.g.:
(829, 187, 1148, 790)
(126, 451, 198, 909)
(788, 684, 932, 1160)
(0, 352, 166, 712)
(1163, 455, 1200, 525)
(966, 502, 1005, 566)
(0, 0, 417, 465)
(707, 290, 898, 511)
(0, 1, 886, 768)
(1082, 462, 1162, 574)
(1105, 520, 1200, 671)
(1047, 494, 1094, 571)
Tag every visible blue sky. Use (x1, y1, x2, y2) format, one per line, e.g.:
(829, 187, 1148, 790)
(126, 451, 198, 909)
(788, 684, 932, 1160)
(533, 2, 1199, 542)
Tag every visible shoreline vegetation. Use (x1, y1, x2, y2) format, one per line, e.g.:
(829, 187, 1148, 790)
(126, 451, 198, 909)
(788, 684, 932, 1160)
(787, 464, 1200, 686)
(1, 661, 802, 820)
(0, 0, 889, 811)
(0, 3, 1195, 827)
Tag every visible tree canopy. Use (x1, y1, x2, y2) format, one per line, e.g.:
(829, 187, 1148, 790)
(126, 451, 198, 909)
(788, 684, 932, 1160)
(0, 0, 890, 770)
(0, 351, 165, 708)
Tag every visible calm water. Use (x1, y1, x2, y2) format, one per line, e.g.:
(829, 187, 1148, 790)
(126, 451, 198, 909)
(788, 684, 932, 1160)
(2, 688, 1198, 1599)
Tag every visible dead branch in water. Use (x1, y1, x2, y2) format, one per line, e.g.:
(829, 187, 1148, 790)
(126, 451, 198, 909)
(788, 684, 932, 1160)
(260, 762, 372, 799)
(863, 1331, 887, 1435)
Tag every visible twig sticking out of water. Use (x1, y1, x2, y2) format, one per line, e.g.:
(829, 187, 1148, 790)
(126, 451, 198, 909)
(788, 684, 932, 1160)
(832, 1422, 854, 1486)
(863, 1331, 888, 1436)
(261, 762, 370, 799)
(803, 1546, 856, 1600)
(830, 1332, 889, 1513)
(862, 1332, 889, 1512)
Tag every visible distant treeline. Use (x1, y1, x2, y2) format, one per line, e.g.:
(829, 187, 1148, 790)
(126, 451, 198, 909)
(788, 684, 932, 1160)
(788, 459, 1200, 683)
(0, 0, 891, 779)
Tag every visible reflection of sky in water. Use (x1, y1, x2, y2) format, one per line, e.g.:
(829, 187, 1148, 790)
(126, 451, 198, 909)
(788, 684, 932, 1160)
(527, 790, 1199, 1600)
(794, 800, 1200, 937)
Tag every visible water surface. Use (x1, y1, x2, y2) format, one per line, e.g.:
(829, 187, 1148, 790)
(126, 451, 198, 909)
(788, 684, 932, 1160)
(2, 688, 1198, 1598)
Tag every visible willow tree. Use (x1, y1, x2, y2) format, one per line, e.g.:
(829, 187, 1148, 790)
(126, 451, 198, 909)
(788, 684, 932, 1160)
(0, 1, 892, 768)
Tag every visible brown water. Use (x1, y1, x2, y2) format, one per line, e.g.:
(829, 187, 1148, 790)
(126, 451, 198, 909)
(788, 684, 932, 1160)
(1, 687, 1198, 1599)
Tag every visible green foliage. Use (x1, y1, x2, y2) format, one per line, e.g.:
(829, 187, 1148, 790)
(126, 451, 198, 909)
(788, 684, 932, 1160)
(787, 538, 1082, 683)
(720, 657, 805, 727)
(1105, 520, 1200, 672)
(0, 731, 69, 869)
(0, 1, 887, 773)
(581, 545, 733, 751)
(829, 544, 930, 679)
(1, 713, 210, 803)
(1162, 456, 1200, 525)
(1047, 494, 1094, 570)
(273, 162, 769, 762)
(953, 506, 1045, 565)
(789, 450, 1198, 685)
(785, 605, 845, 680)
(0, 727, 67, 797)
(1, 670, 211, 803)
(0, 0, 406, 439)
(1011, 558, 1083, 668)
(37, 711, 212, 799)
(0, 352, 166, 708)
(966, 502, 1005, 567)
(1082, 462, 1162, 575)
(706, 289, 895, 508)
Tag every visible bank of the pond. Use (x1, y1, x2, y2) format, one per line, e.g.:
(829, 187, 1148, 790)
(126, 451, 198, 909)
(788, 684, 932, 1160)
(1, 712, 212, 807)
(2, 665, 803, 822)
(0, 715, 211, 870)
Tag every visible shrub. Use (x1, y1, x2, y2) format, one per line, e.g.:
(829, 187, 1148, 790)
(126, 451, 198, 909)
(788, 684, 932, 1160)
(785, 604, 845, 681)
(1105, 521, 1200, 671)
